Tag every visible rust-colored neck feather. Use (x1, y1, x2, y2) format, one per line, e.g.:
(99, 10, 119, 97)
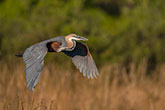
(65, 34, 75, 48)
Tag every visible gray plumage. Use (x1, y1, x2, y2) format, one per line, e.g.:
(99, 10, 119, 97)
(62, 42, 99, 79)
(18, 34, 99, 91)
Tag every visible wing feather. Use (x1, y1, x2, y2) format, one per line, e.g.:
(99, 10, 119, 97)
(23, 44, 47, 91)
(22, 37, 67, 91)
(63, 42, 99, 79)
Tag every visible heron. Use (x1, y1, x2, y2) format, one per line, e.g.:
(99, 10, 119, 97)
(16, 34, 99, 91)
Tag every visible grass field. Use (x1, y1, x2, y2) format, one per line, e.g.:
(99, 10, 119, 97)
(0, 61, 165, 110)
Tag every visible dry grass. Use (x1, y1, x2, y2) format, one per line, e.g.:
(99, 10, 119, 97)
(0, 61, 165, 110)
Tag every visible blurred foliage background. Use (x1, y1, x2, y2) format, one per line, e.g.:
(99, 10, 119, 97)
(0, 1, 165, 109)
(0, 0, 164, 66)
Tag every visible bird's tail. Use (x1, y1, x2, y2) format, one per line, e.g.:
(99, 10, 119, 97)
(15, 53, 23, 57)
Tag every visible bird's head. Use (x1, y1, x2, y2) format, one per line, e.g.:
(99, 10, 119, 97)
(66, 33, 88, 42)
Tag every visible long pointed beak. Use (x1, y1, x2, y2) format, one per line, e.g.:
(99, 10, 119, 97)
(76, 36, 88, 41)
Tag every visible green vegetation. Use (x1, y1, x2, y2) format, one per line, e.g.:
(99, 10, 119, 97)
(0, 0, 164, 65)
(0, 1, 165, 109)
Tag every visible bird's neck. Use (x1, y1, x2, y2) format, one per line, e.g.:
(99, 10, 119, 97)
(66, 40, 76, 51)
(66, 37, 73, 48)
(65, 36, 77, 51)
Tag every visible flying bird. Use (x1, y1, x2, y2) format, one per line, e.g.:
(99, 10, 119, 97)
(16, 34, 99, 91)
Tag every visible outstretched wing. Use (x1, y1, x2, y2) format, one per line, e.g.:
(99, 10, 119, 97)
(62, 42, 99, 79)
(23, 43, 48, 91)
(21, 36, 66, 91)
(22, 37, 66, 91)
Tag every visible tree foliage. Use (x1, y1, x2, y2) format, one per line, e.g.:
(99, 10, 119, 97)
(0, 0, 164, 65)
